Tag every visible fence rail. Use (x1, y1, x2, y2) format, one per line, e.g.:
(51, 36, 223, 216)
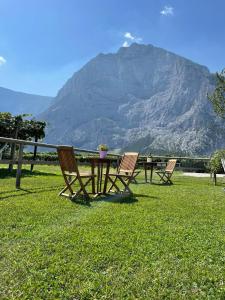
(0, 136, 122, 188)
(0, 136, 211, 189)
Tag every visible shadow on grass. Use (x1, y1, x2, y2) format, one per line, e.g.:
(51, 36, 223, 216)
(70, 197, 92, 207)
(0, 185, 62, 201)
(0, 169, 59, 179)
(0, 185, 92, 207)
(101, 194, 138, 204)
(134, 180, 180, 186)
(0, 183, 158, 205)
(98, 190, 159, 204)
(147, 181, 183, 186)
(134, 193, 158, 199)
(213, 181, 225, 187)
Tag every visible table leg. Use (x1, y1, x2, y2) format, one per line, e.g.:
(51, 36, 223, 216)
(97, 164, 100, 193)
(103, 162, 110, 194)
(144, 164, 147, 183)
(99, 162, 103, 192)
(150, 166, 153, 183)
(91, 163, 95, 194)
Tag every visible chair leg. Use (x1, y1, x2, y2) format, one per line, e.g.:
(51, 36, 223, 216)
(59, 175, 93, 200)
(119, 176, 133, 195)
(74, 177, 93, 199)
(133, 171, 140, 183)
(107, 176, 120, 193)
(156, 172, 173, 184)
(166, 174, 173, 184)
(156, 172, 164, 183)
(59, 175, 77, 196)
(77, 177, 91, 198)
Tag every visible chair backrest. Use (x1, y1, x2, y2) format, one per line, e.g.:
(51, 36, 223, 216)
(57, 146, 79, 175)
(221, 159, 225, 172)
(118, 152, 139, 175)
(165, 159, 177, 173)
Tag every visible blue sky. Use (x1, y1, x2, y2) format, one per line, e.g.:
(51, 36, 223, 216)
(0, 0, 225, 96)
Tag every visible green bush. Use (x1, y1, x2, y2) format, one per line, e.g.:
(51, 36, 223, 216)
(179, 159, 209, 172)
(210, 149, 225, 173)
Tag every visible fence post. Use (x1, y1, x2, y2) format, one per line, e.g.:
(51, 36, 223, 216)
(16, 143, 24, 189)
(30, 136, 38, 172)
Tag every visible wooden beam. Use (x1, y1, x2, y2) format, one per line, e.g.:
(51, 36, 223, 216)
(0, 160, 59, 165)
(16, 144, 24, 189)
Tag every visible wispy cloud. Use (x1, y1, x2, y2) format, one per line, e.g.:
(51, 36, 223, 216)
(124, 32, 135, 40)
(122, 41, 129, 47)
(122, 32, 143, 47)
(160, 5, 174, 16)
(0, 56, 6, 66)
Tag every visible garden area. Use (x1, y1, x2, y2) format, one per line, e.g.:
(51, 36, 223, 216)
(1, 165, 225, 299)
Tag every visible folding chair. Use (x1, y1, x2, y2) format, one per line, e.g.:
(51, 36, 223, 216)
(155, 159, 177, 184)
(116, 157, 140, 184)
(57, 146, 95, 200)
(107, 152, 139, 195)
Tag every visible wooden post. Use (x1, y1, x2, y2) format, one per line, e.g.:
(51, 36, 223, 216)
(30, 136, 38, 172)
(16, 143, 24, 189)
(8, 127, 19, 172)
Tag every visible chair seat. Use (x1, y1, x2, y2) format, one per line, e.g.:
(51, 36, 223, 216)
(155, 170, 172, 174)
(107, 172, 132, 178)
(64, 171, 95, 177)
(119, 169, 133, 173)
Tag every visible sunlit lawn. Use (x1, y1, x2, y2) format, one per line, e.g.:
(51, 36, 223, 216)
(0, 165, 225, 299)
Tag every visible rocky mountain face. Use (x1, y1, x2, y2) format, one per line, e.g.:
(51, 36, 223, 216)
(0, 87, 53, 116)
(41, 43, 224, 155)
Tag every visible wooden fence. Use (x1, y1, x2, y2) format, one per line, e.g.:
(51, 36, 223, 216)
(0, 136, 212, 189)
(0, 136, 122, 189)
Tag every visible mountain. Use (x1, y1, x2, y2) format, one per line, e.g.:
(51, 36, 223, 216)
(41, 43, 224, 155)
(0, 87, 53, 116)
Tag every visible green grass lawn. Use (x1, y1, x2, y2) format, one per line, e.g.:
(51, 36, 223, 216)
(1, 165, 225, 299)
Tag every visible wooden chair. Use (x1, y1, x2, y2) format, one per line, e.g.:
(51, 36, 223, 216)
(116, 157, 140, 184)
(107, 152, 139, 195)
(57, 146, 95, 200)
(156, 159, 177, 184)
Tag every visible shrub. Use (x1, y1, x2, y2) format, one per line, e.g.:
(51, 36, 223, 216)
(209, 149, 225, 173)
(180, 159, 209, 172)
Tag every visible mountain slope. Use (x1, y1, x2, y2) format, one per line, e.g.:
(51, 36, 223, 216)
(0, 87, 53, 116)
(41, 43, 223, 155)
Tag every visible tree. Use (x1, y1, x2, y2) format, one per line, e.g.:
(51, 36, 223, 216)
(27, 120, 46, 171)
(0, 112, 46, 171)
(0, 112, 15, 138)
(208, 69, 225, 119)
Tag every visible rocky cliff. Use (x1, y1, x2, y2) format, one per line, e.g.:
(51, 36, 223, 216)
(41, 43, 224, 155)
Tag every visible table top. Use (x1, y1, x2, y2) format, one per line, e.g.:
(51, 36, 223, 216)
(140, 161, 158, 166)
(89, 157, 111, 164)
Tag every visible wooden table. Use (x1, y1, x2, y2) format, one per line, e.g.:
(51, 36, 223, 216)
(90, 158, 111, 196)
(142, 161, 158, 183)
